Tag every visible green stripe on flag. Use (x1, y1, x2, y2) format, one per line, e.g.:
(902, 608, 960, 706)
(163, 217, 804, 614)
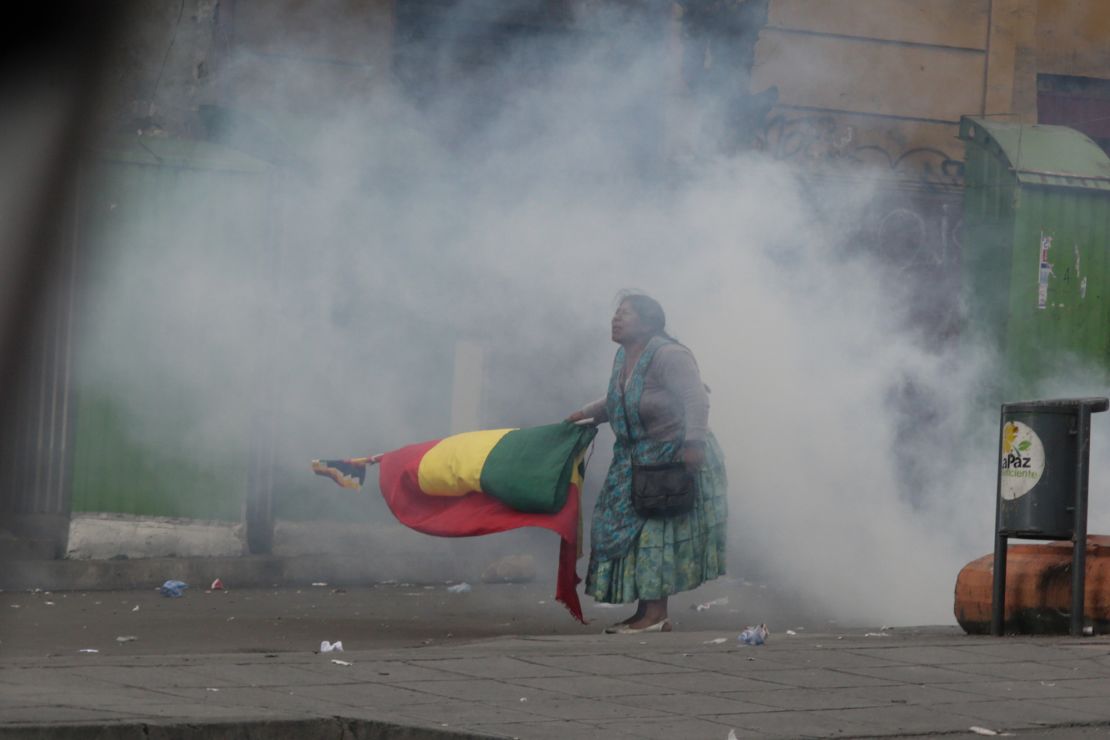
(479, 422, 597, 513)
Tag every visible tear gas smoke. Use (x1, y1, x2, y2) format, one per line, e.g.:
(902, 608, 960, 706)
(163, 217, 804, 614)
(72, 4, 1110, 626)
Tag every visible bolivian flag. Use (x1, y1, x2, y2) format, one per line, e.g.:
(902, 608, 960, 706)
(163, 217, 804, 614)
(316, 422, 597, 622)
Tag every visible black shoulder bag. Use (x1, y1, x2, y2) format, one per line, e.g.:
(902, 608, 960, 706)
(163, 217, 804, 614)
(632, 460, 697, 518)
(621, 371, 697, 519)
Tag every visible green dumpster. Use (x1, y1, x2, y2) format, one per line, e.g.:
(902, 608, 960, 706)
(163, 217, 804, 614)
(959, 117, 1110, 398)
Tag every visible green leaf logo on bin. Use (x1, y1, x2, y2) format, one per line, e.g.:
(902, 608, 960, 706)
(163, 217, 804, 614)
(1000, 421, 1045, 500)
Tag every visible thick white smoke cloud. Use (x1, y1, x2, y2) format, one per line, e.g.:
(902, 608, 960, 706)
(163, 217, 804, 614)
(74, 4, 1108, 626)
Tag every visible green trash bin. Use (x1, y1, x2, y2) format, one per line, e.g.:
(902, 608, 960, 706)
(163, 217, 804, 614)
(998, 399, 1104, 537)
(991, 397, 1109, 636)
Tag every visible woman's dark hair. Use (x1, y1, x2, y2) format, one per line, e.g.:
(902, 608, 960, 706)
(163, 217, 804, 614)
(617, 292, 704, 389)
(617, 291, 676, 341)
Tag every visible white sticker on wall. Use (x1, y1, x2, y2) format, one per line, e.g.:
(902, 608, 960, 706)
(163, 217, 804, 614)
(1000, 421, 1046, 500)
(1038, 232, 1053, 310)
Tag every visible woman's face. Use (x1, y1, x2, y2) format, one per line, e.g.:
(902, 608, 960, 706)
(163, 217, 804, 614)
(611, 301, 650, 344)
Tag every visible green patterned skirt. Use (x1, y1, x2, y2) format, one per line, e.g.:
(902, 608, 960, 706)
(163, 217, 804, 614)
(585, 446, 728, 603)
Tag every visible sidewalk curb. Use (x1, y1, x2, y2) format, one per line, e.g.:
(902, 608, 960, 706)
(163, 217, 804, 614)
(0, 554, 455, 592)
(0, 717, 496, 740)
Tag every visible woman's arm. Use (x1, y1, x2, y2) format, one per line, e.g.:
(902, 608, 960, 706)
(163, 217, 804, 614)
(656, 346, 710, 466)
(566, 396, 609, 424)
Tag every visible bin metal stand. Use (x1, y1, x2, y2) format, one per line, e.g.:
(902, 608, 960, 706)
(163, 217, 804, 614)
(990, 397, 1108, 637)
(990, 411, 1009, 636)
(1070, 404, 1092, 636)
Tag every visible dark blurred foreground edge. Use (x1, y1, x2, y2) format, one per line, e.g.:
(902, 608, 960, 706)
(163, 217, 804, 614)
(0, 6, 132, 557)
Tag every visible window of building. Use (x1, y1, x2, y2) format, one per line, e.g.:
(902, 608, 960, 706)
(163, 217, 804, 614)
(1038, 74, 1110, 156)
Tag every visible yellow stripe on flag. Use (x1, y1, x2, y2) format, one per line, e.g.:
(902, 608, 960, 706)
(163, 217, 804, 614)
(570, 451, 585, 488)
(417, 428, 516, 496)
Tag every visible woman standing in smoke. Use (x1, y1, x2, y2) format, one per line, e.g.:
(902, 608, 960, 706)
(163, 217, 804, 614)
(566, 293, 727, 633)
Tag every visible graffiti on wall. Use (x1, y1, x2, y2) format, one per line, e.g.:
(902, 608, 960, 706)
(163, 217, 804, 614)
(871, 202, 963, 271)
(759, 113, 965, 190)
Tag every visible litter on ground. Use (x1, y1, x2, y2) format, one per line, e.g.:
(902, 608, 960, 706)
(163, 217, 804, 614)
(693, 597, 729, 611)
(738, 624, 769, 646)
(159, 580, 188, 598)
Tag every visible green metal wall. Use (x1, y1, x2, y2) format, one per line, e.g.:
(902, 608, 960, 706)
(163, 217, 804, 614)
(1006, 187, 1110, 394)
(961, 118, 1110, 399)
(961, 141, 1018, 352)
(70, 144, 270, 521)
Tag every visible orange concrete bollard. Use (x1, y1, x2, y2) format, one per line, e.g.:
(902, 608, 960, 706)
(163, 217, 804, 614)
(955, 535, 1110, 634)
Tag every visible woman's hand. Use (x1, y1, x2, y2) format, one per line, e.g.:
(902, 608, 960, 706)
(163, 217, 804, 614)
(682, 442, 706, 469)
(565, 410, 586, 423)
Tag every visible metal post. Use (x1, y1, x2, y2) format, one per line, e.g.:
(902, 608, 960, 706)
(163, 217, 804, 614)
(1070, 404, 1092, 636)
(991, 410, 1007, 636)
(991, 534, 1008, 636)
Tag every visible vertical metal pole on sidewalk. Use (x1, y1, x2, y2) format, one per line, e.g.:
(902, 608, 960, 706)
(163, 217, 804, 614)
(991, 533, 1008, 636)
(991, 412, 1007, 636)
(1070, 404, 1092, 636)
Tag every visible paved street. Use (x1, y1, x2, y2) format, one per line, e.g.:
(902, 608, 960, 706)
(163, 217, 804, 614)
(2, 581, 1110, 739)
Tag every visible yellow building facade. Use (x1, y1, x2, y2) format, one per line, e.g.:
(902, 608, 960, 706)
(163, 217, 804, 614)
(119, 0, 1109, 177)
(748, 0, 1110, 185)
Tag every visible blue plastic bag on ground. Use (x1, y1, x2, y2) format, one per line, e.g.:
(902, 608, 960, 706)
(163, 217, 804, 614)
(738, 624, 769, 646)
(159, 580, 188, 598)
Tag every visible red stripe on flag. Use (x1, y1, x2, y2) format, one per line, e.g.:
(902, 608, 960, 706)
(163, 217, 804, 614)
(555, 486, 583, 624)
(377, 439, 584, 623)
